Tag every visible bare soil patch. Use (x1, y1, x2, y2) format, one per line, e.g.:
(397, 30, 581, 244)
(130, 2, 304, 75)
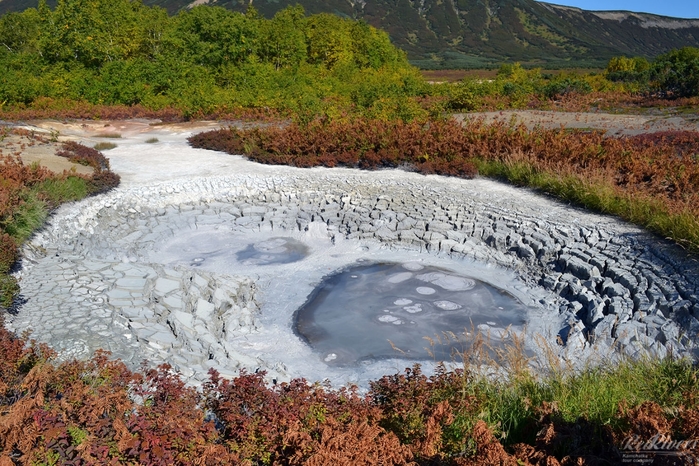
(456, 110, 699, 135)
(0, 126, 92, 175)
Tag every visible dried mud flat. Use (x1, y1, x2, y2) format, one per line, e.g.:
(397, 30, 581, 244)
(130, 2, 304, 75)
(3, 113, 699, 387)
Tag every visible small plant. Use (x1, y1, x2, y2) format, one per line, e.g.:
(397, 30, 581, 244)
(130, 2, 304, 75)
(93, 141, 117, 151)
(57, 141, 111, 170)
(0, 274, 19, 308)
(94, 133, 122, 138)
(145, 137, 159, 143)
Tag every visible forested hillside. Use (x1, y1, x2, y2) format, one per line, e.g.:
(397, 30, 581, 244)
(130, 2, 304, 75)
(3, 0, 699, 68)
(0, 0, 426, 118)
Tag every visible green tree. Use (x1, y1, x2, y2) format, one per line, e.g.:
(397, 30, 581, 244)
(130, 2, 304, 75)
(258, 6, 307, 70)
(305, 13, 354, 69)
(652, 47, 699, 98)
(37, 0, 158, 67)
(349, 20, 407, 69)
(167, 6, 260, 68)
(0, 9, 41, 54)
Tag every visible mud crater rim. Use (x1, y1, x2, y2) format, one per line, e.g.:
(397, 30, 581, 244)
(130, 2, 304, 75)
(10, 171, 699, 386)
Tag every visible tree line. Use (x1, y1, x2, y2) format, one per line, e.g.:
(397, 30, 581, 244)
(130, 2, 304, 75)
(0, 0, 425, 117)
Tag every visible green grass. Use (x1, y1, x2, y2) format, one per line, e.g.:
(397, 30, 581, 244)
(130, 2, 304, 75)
(94, 133, 122, 139)
(447, 339, 698, 448)
(145, 137, 159, 143)
(35, 176, 90, 207)
(0, 176, 90, 307)
(93, 142, 117, 151)
(474, 159, 699, 253)
(0, 274, 19, 308)
(2, 192, 48, 243)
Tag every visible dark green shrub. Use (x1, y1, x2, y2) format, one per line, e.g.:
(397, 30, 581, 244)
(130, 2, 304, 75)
(652, 47, 699, 98)
(541, 78, 592, 99)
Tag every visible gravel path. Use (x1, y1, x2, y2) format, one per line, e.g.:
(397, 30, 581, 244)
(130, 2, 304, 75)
(6, 120, 699, 386)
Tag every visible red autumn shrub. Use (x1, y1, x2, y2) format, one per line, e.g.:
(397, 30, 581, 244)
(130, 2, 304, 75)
(56, 141, 111, 171)
(189, 119, 479, 178)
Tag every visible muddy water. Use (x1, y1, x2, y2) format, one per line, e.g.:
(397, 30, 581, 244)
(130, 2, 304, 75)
(295, 262, 528, 366)
(155, 230, 309, 270)
(236, 237, 309, 266)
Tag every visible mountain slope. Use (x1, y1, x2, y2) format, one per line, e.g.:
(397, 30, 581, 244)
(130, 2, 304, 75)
(3, 0, 699, 68)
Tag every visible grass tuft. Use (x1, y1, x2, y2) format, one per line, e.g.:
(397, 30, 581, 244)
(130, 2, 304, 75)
(0, 274, 19, 308)
(94, 133, 121, 138)
(93, 141, 117, 151)
(145, 137, 159, 143)
(2, 191, 48, 243)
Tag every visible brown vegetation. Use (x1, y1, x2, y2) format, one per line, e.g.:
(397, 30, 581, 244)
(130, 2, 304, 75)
(3, 328, 699, 465)
(0, 99, 281, 123)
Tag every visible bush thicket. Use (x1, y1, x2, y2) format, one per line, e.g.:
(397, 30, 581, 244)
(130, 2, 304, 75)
(651, 47, 699, 98)
(0, 0, 425, 121)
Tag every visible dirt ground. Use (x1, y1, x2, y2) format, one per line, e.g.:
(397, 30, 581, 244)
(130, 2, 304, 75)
(2, 112, 698, 175)
(455, 110, 699, 135)
(0, 126, 93, 175)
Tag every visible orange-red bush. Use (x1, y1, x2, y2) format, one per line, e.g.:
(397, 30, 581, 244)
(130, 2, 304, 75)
(189, 119, 479, 178)
(56, 141, 121, 194)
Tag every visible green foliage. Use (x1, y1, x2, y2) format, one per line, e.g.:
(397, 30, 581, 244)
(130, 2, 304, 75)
(652, 47, 699, 98)
(259, 6, 307, 70)
(447, 78, 499, 111)
(540, 76, 592, 99)
(606, 55, 650, 83)
(0, 1, 418, 120)
(0, 274, 18, 308)
(0, 8, 41, 54)
(2, 190, 48, 243)
(67, 425, 88, 446)
(448, 64, 598, 111)
(33, 176, 90, 207)
(37, 0, 165, 67)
